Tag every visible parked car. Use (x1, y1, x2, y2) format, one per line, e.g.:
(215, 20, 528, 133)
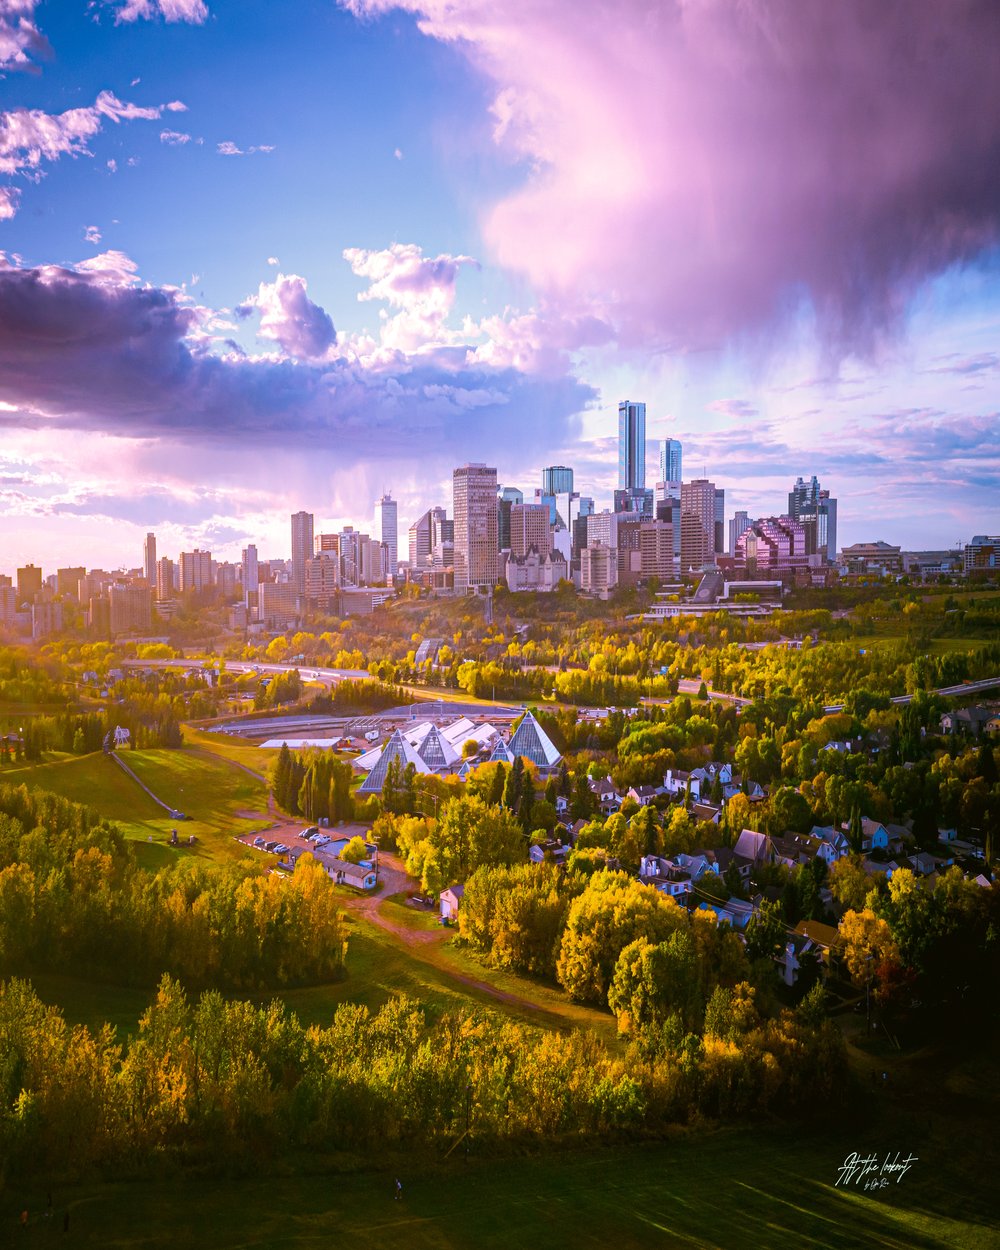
(301, 826, 319, 839)
(264, 841, 279, 852)
(273, 843, 290, 855)
(253, 837, 266, 848)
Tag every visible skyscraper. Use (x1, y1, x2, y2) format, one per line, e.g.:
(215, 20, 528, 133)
(680, 480, 718, 572)
(290, 511, 314, 595)
(143, 532, 157, 585)
(179, 550, 212, 594)
(659, 439, 682, 484)
(453, 463, 498, 592)
(375, 494, 398, 581)
(788, 476, 838, 564)
(729, 510, 752, 556)
(241, 544, 258, 604)
(541, 466, 574, 496)
(497, 487, 523, 551)
(618, 400, 646, 490)
(509, 503, 552, 558)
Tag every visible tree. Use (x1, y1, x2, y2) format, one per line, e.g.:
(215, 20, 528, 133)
(340, 836, 368, 864)
(828, 855, 875, 911)
(609, 930, 702, 1034)
(744, 899, 785, 964)
(838, 908, 899, 987)
(556, 871, 687, 1004)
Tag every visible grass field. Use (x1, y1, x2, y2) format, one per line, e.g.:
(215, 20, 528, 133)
(1, 745, 269, 864)
(6, 1119, 998, 1249)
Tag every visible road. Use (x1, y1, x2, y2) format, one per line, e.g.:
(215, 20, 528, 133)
(821, 675, 1000, 714)
(123, 658, 369, 684)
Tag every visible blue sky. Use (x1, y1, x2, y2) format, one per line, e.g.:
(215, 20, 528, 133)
(1, 0, 998, 574)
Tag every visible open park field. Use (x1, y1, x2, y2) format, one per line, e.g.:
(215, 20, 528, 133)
(5, 1114, 998, 1249)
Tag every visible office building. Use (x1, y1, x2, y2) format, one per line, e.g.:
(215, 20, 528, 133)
(179, 549, 212, 594)
(305, 554, 340, 609)
(215, 562, 238, 598)
(431, 508, 453, 550)
(581, 543, 618, 599)
(241, 545, 258, 603)
(143, 533, 157, 585)
(541, 466, 574, 496)
(258, 581, 299, 629)
(56, 567, 86, 598)
(376, 494, 398, 581)
(509, 503, 552, 559)
(840, 541, 903, 575)
(156, 557, 175, 601)
(729, 511, 752, 557)
(614, 487, 654, 517)
(497, 488, 524, 550)
(659, 439, 682, 485)
(788, 476, 838, 563)
(714, 488, 726, 557)
(586, 510, 619, 550)
(453, 463, 498, 592)
(16, 565, 42, 604)
(408, 507, 443, 569)
(734, 517, 810, 578)
(618, 400, 646, 490)
(290, 511, 314, 595)
(110, 582, 153, 635)
(965, 535, 1000, 571)
(680, 480, 718, 572)
(639, 520, 678, 581)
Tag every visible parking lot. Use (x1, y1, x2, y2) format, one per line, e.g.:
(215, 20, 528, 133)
(236, 821, 374, 863)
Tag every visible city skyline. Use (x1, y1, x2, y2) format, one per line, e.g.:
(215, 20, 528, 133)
(1, 2, 999, 569)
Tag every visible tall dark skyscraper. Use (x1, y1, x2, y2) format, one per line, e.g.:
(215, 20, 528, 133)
(618, 400, 646, 490)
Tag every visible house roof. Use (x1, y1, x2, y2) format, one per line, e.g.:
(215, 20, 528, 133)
(488, 737, 515, 764)
(507, 710, 562, 768)
(357, 729, 431, 794)
(794, 919, 842, 948)
(733, 829, 770, 862)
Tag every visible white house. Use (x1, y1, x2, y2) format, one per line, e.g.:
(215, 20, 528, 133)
(440, 884, 465, 921)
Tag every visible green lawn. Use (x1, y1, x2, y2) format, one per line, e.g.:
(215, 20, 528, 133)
(1, 746, 269, 864)
(6, 1121, 997, 1249)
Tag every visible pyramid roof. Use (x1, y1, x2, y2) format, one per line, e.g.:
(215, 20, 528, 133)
(358, 728, 431, 794)
(507, 710, 561, 768)
(416, 724, 461, 771)
(488, 737, 515, 764)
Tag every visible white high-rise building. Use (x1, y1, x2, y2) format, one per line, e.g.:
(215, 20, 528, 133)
(375, 494, 398, 583)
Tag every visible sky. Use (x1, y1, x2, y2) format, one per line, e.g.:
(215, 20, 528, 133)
(1, 0, 999, 575)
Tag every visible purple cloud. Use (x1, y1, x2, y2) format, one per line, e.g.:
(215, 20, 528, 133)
(707, 398, 758, 420)
(249, 272, 336, 359)
(0, 257, 593, 472)
(108, 0, 209, 24)
(346, 0, 1000, 359)
(0, 0, 50, 72)
(0, 92, 171, 217)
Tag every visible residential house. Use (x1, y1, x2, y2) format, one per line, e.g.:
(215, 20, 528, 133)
(811, 825, 850, 865)
(590, 776, 623, 814)
(940, 706, 992, 736)
(663, 769, 700, 800)
(627, 784, 659, 807)
(529, 840, 570, 866)
(779, 921, 843, 987)
(733, 829, 775, 866)
(440, 884, 465, 921)
(697, 896, 758, 931)
(690, 802, 722, 825)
